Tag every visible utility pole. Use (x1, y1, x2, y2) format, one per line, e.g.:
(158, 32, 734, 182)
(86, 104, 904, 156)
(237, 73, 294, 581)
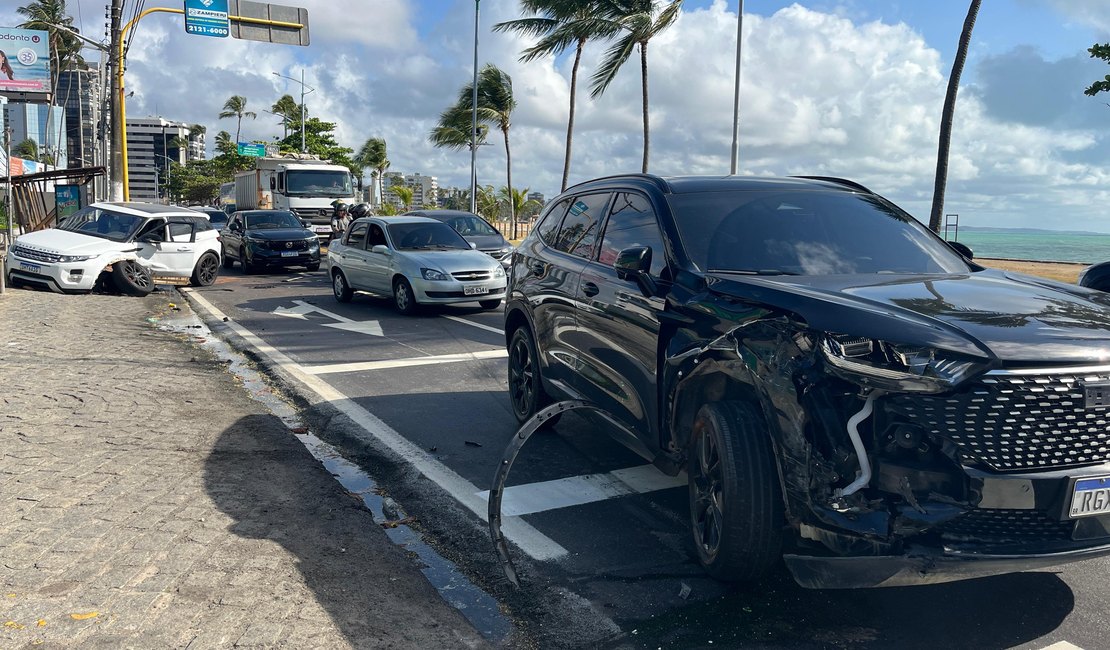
(108, 0, 124, 201)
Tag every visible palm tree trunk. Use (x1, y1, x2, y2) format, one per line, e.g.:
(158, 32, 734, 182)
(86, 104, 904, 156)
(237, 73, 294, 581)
(640, 41, 650, 173)
(928, 0, 981, 233)
(235, 116, 242, 144)
(503, 127, 515, 239)
(563, 37, 586, 192)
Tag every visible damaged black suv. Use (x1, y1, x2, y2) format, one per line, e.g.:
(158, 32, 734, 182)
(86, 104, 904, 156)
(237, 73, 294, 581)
(504, 174, 1110, 588)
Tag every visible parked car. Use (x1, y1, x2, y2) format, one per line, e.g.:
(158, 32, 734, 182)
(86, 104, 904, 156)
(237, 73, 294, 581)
(1078, 261, 1110, 292)
(405, 209, 515, 269)
(5, 202, 222, 295)
(188, 205, 229, 230)
(505, 173, 1110, 589)
(327, 215, 506, 314)
(220, 209, 321, 274)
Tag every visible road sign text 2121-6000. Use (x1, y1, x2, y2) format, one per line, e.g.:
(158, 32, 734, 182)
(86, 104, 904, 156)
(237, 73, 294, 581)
(184, 0, 230, 38)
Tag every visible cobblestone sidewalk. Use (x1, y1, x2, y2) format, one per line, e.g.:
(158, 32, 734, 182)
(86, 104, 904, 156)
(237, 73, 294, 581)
(0, 288, 487, 649)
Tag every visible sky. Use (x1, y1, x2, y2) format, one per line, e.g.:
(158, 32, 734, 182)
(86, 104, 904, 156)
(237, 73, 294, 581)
(4, 0, 1110, 232)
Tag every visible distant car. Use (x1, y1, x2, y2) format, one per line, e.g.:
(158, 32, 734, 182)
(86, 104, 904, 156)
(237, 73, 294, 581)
(189, 206, 229, 230)
(5, 201, 222, 295)
(326, 216, 506, 314)
(220, 209, 321, 274)
(405, 209, 514, 269)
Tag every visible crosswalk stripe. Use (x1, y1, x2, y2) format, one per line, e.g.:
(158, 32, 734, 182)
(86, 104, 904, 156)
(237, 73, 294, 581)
(476, 464, 686, 516)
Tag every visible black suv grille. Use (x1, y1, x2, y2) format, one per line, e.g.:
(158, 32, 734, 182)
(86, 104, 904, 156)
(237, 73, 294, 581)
(11, 245, 62, 263)
(886, 370, 1110, 471)
(263, 239, 308, 251)
(939, 508, 1074, 543)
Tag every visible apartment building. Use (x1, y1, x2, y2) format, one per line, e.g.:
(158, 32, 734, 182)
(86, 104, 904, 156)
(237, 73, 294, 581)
(124, 117, 199, 201)
(382, 172, 439, 210)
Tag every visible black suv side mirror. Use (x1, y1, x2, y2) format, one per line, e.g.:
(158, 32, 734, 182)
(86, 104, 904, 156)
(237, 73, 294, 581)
(615, 246, 658, 296)
(947, 241, 974, 260)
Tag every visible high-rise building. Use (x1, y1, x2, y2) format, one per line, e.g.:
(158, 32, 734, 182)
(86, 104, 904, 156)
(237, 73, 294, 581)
(527, 191, 545, 205)
(56, 64, 101, 169)
(125, 117, 196, 201)
(4, 102, 68, 168)
(382, 172, 439, 209)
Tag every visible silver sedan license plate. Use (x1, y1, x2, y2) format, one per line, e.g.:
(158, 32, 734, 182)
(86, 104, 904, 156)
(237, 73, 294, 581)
(463, 284, 489, 296)
(1070, 476, 1110, 518)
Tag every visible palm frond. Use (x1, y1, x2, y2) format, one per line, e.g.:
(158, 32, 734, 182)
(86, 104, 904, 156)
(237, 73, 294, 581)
(590, 32, 637, 97)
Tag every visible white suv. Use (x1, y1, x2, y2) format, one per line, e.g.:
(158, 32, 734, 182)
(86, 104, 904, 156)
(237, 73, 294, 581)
(5, 202, 223, 295)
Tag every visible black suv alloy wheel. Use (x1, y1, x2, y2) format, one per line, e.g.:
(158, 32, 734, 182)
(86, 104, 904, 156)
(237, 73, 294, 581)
(508, 327, 544, 423)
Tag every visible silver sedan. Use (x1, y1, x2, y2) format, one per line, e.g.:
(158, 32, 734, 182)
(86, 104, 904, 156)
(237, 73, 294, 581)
(326, 216, 507, 314)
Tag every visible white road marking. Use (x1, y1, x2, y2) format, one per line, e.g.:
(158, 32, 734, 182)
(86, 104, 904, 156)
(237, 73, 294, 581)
(182, 288, 567, 562)
(322, 320, 384, 337)
(1038, 642, 1085, 650)
(273, 300, 383, 336)
(476, 464, 686, 517)
(302, 349, 508, 375)
(443, 314, 504, 335)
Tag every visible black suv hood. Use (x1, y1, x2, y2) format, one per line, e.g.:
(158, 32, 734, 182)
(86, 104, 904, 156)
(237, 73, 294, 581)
(246, 228, 313, 240)
(705, 269, 1110, 365)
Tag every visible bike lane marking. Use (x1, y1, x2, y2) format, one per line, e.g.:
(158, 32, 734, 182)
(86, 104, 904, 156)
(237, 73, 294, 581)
(182, 288, 567, 561)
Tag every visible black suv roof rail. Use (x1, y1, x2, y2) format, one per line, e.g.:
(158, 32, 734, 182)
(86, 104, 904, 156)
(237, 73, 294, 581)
(790, 175, 874, 194)
(563, 173, 670, 194)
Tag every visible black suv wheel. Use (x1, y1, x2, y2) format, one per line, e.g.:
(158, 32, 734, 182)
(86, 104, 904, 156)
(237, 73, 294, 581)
(507, 326, 552, 423)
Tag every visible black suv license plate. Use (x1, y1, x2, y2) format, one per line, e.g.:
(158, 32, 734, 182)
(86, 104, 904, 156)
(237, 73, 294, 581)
(1071, 476, 1110, 518)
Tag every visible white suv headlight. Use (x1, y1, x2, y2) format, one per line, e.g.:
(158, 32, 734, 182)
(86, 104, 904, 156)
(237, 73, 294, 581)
(59, 253, 99, 263)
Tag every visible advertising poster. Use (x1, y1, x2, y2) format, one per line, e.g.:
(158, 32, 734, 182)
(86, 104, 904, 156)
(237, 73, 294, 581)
(55, 184, 82, 219)
(0, 27, 51, 93)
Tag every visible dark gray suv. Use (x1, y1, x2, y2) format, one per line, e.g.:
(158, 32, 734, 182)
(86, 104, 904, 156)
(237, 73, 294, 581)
(505, 173, 1110, 588)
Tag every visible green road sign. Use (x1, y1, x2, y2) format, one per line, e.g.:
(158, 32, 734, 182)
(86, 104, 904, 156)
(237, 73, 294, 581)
(237, 142, 266, 157)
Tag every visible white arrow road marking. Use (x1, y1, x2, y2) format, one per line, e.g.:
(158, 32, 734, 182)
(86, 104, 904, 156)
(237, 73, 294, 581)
(183, 289, 566, 561)
(323, 321, 385, 337)
(272, 300, 382, 336)
(272, 303, 316, 319)
(476, 465, 687, 516)
(302, 349, 507, 375)
(1039, 643, 1086, 650)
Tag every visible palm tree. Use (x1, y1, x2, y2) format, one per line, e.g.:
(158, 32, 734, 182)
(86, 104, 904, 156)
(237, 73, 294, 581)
(450, 64, 518, 235)
(219, 95, 257, 143)
(429, 103, 490, 151)
(928, 0, 982, 233)
(590, 0, 684, 173)
(391, 185, 415, 212)
(495, 1, 614, 191)
(498, 186, 542, 223)
(12, 139, 39, 161)
(355, 137, 390, 208)
(477, 185, 500, 222)
(271, 94, 299, 139)
(214, 130, 236, 157)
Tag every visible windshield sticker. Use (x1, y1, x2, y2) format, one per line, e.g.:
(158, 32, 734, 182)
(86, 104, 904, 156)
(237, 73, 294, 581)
(569, 201, 589, 216)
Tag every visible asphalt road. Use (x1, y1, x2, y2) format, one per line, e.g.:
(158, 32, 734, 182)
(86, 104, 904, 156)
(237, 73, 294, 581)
(182, 265, 1108, 650)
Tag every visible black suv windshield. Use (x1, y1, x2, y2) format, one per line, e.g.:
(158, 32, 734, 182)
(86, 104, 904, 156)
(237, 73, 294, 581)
(389, 222, 469, 250)
(59, 208, 145, 243)
(668, 190, 971, 276)
(245, 211, 302, 230)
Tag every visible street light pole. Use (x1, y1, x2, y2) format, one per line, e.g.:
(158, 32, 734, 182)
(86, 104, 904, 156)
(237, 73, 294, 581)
(272, 71, 314, 155)
(109, 0, 124, 200)
(730, 0, 744, 175)
(470, 0, 480, 214)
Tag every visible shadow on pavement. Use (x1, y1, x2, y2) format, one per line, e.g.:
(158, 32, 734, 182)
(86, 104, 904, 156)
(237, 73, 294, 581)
(202, 413, 486, 648)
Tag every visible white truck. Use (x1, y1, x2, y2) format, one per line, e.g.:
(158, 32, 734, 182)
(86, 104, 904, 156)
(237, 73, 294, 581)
(234, 154, 357, 238)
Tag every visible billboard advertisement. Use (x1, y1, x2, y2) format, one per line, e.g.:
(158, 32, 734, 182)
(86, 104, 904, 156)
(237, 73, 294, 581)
(0, 27, 51, 93)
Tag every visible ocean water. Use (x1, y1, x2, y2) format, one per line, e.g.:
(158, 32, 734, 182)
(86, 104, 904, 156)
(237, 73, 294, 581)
(945, 230, 1110, 264)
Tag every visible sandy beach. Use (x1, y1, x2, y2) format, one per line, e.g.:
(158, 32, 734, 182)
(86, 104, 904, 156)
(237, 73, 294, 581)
(977, 258, 1088, 284)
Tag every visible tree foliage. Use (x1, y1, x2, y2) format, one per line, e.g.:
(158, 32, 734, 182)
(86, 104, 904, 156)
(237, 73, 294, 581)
(275, 117, 353, 167)
(1086, 44, 1110, 96)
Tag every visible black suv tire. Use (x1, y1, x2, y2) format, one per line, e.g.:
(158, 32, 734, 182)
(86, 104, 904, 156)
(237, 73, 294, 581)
(507, 326, 553, 424)
(688, 401, 783, 581)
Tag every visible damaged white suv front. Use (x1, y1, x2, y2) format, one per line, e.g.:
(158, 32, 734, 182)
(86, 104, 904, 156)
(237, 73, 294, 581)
(5, 202, 222, 295)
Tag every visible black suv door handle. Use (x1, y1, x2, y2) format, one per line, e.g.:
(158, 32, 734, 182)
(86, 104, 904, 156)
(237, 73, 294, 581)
(582, 282, 599, 297)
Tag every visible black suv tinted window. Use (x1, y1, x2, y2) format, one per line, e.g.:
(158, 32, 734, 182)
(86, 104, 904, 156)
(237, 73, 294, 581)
(536, 198, 570, 247)
(669, 190, 970, 276)
(599, 193, 667, 277)
(553, 193, 609, 259)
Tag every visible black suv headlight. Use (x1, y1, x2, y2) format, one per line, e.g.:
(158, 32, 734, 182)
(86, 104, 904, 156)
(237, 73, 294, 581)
(821, 334, 986, 393)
